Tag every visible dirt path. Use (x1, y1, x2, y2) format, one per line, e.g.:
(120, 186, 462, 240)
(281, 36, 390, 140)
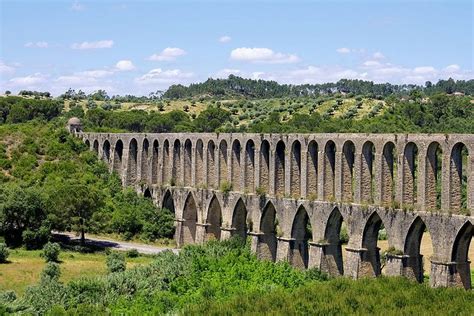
(55, 232, 179, 255)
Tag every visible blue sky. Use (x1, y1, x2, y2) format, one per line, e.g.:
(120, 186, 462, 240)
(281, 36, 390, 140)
(0, 0, 472, 95)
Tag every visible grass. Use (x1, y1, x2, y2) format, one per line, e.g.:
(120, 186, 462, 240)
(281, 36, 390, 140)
(0, 248, 154, 295)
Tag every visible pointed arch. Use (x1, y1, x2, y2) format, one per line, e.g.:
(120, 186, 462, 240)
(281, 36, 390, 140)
(323, 141, 336, 199)
(306, 141, 318, 198)
(219, 140, 228, 186)
(244, 140, 255, 192)
(403, 142, 418, 205)
(404, 216, 428, 283)
(341, 141, 355, 202)
(259, 140, 270, 193)
(181, 193, 197, 244)
(127, 138, 139, 185)
(361, 212, 384, 276)
(113, 139, 124, 174)
(425, 142, 442, 210)
(93, 140, 99, 155)
(206, 195, 222, 240)
(231, 198, 247, 241)
(361, 141, 375, 203)
(290, 206, 312, 268)
(151, 140, 159, 184)
(450, 143, 469, 212)
(207, 140, 217, 189)
(162, 190, 175, 214)
(85, 139, 90, 148)
(143, 188, 152, 199)
(141, 138, 149, 183)
(451, 221, 473, 289)
(184, 139, 192, 186)
(195, 139, 204, 186)
(275, 141, 286, 196)
(231, 140, 242, 191)
(324, 207, 345, 275)
(163, 139, 171, 184)
(381, 142, 396, 205)
(102, 140, 111, 162)
(290, 140, 302, 197)
(257, 201, 278, 262)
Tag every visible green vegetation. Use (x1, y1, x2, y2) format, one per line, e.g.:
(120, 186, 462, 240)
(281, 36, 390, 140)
(106, 252, 126, 273)
(41, 242, 60, 262)
(1, 239, 473, 315)
(0, 244, 9, 263)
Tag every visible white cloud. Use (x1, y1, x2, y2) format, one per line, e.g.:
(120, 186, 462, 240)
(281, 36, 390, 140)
(0, 61, 15, 75)
(215, 68, 241, 78)
(135, 68, 194, 85)
(71, 40, 114, 50)
(115, 60, 136, 71)
(336, 47, 351, 54)
(71, 1, 84, 11)
(362, 60, 382, 67)
(219, 35, 231, 43)
(9, 73, 48, 87)
(413, 66, 436, 75)
(24, 41, 48, 48)
(148, 48, 186, 61)
(373, 51, 385, 59)
(230, 47, 300, 64)
(76, 70, 114, 78)
(444, 64, 460, 73)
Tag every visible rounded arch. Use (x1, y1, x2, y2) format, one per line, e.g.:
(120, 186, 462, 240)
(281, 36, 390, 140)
(184, 139, 192, 186)
(404, 216, 429, 283)
(206, 195, 222, 241)
(231, 139, 242, 191)
(163, 139, 171, 184)
(450, 142, 469, 212)
(113, 139, 124, 174)
(403, 142, 419, 206)
(172, 139, 181, 185)
(141, 138, 150, 183)
(323, 140, 336, 199)
(306, 140, 318, 198)
(231, 198, 248, 241)
(93, 140, 99, 155)
(244, 140, 255, 192)
(102, 140, 111, 162)
(259, 140, 270, 193)
(290, 205, 312, 268)
(324, 206, 345, 275)
(127, 138, 139, 185)
(361, 141, 375, 203)
(290, 140, 302, 198)
(451, 221, 473, 289)
(151, 140, 159, 185)
(426, 142, 443, 210)
(207, 140, 217, 189)
(195, 139, 204, 186)
(257, 201, 278, 262)
(219, 140, 228, 186)
(275, 141, 286, 196)
(381, 142, 396, 205)
(181, 192, 197, 245)
(361, 211, 384, 277)
(341, 140, 355, 202)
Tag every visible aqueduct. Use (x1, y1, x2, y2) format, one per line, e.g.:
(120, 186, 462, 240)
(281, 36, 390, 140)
(76, 125, 473, 289)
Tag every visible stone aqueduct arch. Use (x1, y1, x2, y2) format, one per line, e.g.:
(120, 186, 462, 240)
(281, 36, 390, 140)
(79, 131, 474, 289)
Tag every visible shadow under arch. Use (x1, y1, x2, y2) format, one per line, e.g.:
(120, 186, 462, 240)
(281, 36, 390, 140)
(231, 198, 248, 241)
(361, 211, 384, 277)
(162, 190, 175, 214)
(290, 205, 312, 269)
(323, 206, 345, 275)
(181, 192, 197, 245)
(404, 216, 430, 283)
(451, 221, 473, 289)
(257, 201, 278, 262)
(206, 195, 222, 241)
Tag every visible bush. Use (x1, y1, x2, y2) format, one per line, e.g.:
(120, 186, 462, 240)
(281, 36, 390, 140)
(106, 252, 126, 273)
(0, 244, 9, 263)
(42, 242, 61, 262)
(126, 249, 139, 258)
(41, 262, 61, 283)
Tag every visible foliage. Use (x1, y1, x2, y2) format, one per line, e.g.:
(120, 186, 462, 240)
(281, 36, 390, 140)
(42, 242, 61, 262)
(126, 249, 139, 258)
(40, 262, 61, 282)
(0, 96, 62, 124)
(0, 243, 9, 263)
(106, 252, 126, 273)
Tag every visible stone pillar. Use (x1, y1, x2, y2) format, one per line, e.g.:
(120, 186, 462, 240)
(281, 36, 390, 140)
(269, 148, 276, 196)
(396, 152, 404, 208)
(240, 145, 246, 193)
(384, 254, 423, 283)
(276, 237, 292, 262)
(180, 144, 185, 187)
(220, 227, 236, 240)
(248, 231, 262, 254)
(121, 144, 130, 186)
(430, 260, 472, 289)
(191, 143, 196, 188)
(334, 151, 343, 202)
(468, 152, 474, 212)
(441, 152, 451, 212)
(300, 150, 308, 199)
(317, 150, 325, 200)
(195, 222, 209, 244)
(344, 246, 380, 279)
(308, 241, 344, 276)
(175, 218, 185, 248)
(227, 147, 232, 188)
(203, 143, 209, 188)
(353, 152, 362, 204)
(136, 141, 143, 184)
(417, 148, 427, 211)
(373, 152, 383, 206)
(254, 149, 261, 190)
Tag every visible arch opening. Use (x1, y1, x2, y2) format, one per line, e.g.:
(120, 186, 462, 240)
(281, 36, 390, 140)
(102, 140, 111, 162)
(451, 221, 473, 289)
(361, 141, 375, 203)
(181, 193, 197, 245)
(85, 139, 90, 148)
(207, 140, 217, 189)
(361, 212, 384, 277)
(93, 140, 99, 155)
(127, 139, 139, 185)
(275, 141, 286, 196)
(151, 140, 159, 185)
(143, 188, 152, 199)
(259, 140, 270, 193)
(426, 142, 443, 210)
(195, 140, 204, 186)
(244, 140, 255, 192)
(290, 141, 302, 198)
(231, 199, 248, 241)
(231, 140, 242, 191)
(342, 141, 355, 202)
(141, 139, 149, 184)
(450, 143, 469, 213)
(403, 142, 419, 206)
(206, 196, 222, 241)
(323, 141, 336, 199)
(163, 140, 171, 184)
(219, 140, 228, 186)
(403, 217, 431, 283)
(257, 202, 278, 262)
(290, 206, 312, 269)
(184, 139, 192, 187)
(381, 142, 396, 205)
(113, 139, 124, 174)
(306, 141, 318, 199)
(324, 207, 346, 275)
(172, 140, 181, 186)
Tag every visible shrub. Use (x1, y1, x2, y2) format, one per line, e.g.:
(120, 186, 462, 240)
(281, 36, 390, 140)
(41, 262, 61, 282)
(42, 242, 61, 262)
(107, 252, 126, 273)
(0, 244, 9, 263)
(126, 249, 140, 258)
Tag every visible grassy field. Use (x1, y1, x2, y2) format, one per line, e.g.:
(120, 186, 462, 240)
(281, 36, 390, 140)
(0, 248, 154, 295)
